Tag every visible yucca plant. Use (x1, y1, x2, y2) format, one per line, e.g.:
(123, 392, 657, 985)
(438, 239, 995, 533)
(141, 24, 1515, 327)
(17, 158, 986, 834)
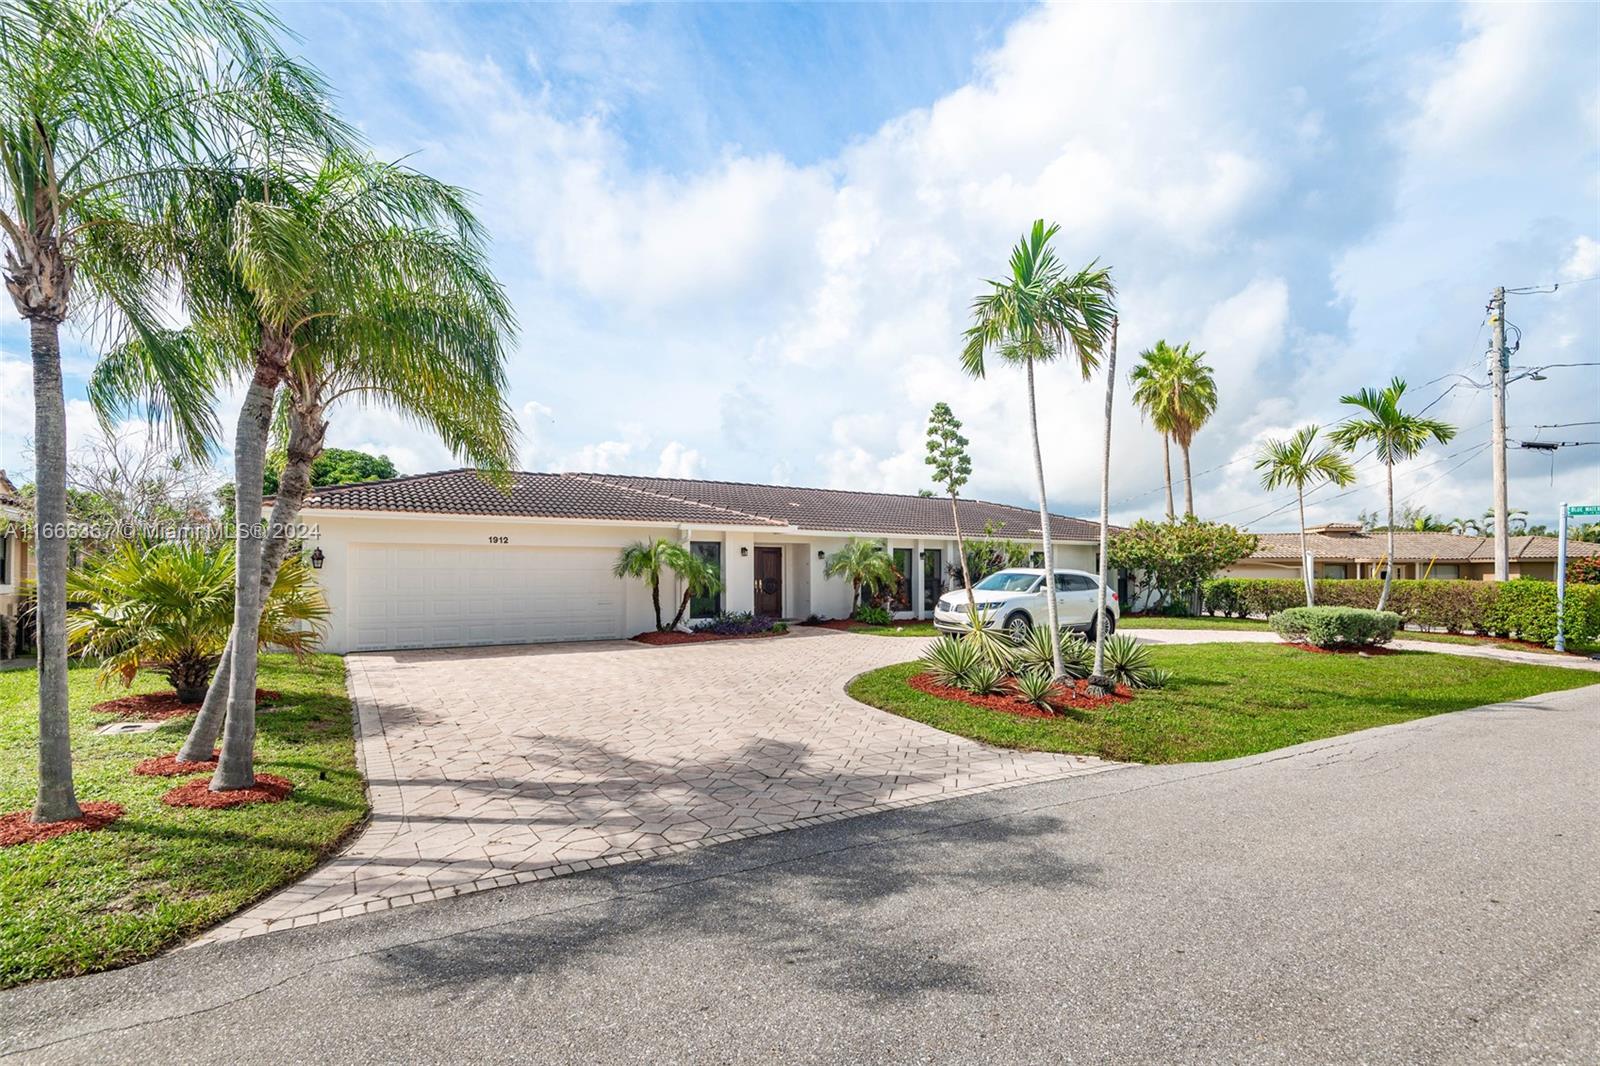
(920, 635, 983, 688)
(67, 541, 328, 702)
(1060, 632, 1094, 679)
(1011, 625, 1061, 675)
(961, 660, 1008, 696)
(1141, 666, 1173, 691)
(1099, 633, 1157, 689)
(1011, 669, 1058, 710)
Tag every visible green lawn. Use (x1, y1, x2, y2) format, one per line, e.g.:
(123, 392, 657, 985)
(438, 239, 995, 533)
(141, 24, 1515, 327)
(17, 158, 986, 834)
(0, 655, 365, 988)
(847, 644, 1596, 765)
(849, 621, 939, 637)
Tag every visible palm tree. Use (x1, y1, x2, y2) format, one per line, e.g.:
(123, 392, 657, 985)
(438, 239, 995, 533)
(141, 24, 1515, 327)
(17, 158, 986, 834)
(0, 0, 335, 822)
(66, 540, 327, 701)
(1128, 340, 1216, 518)
(91, 152, 510, 786)
(924, 402, 980, 619)
(667, 551, 722, 630)
(1331, 378, 1456, 610)
(1254, 425, 1358, 607)
(1128, 341, 1181, 521)
(823, 538, 899, 613)
(614, 539, 695, 631)
(961, 220, 1115, 678)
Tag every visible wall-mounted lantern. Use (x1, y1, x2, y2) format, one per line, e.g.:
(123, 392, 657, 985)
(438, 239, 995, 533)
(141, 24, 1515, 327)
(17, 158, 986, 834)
(740, 546, 749, 557)
(310, 547, 325, 569)
(817, 550, 826, 560)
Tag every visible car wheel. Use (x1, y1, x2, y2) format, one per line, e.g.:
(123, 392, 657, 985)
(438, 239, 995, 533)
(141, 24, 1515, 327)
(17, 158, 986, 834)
(1089, 609, 1115, 639)
(1005, 612, 1032, 640)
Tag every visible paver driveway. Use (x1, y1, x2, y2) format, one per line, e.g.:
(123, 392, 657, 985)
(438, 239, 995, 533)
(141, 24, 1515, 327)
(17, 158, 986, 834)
(199, 628, 1117, 941)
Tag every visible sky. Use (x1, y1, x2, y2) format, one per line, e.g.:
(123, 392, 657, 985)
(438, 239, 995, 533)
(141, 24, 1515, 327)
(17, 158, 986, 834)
(1, 1, 1597, 532)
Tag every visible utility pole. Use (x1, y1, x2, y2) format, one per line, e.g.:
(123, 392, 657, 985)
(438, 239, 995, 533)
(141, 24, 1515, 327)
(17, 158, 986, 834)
(1489, 286, 1510, 581)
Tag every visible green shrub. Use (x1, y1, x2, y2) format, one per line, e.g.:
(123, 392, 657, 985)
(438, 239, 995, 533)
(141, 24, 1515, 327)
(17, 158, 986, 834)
(1060, 633, 1094, 679)
(1481, 578, 1600, 646)
(1010, 626, 1090, 678)
(920, 635, 982, 687)
(1568, 556, 1600, 585)
(1271, 606, 1400, 647)
(1100, 633, 1158, 688)
(1011, 669, 1058, 709)
(961, 660, 1008, 696)
(852, 605, 892, 626)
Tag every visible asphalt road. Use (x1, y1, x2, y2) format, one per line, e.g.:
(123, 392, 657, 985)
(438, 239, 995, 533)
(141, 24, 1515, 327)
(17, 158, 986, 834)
(4, 682, 1598, 1065)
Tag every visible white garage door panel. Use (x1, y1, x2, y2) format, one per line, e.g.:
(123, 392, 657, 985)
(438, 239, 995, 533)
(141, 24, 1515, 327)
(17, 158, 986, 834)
(348, 545, 625, 651)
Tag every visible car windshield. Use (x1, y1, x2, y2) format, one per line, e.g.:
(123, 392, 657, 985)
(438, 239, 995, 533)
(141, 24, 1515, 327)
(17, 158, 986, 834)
(974, 572, 1039, 592)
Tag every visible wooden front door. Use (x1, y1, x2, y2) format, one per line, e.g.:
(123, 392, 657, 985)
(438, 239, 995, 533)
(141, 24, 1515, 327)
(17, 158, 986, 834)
(754, 547, 783, 616)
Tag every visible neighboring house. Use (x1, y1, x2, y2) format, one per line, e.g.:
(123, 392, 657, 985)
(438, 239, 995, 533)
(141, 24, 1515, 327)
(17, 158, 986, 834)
(285, 469, 1109, 652)
(1224, 521, 1600, 582)
(0, 471, 34, 627)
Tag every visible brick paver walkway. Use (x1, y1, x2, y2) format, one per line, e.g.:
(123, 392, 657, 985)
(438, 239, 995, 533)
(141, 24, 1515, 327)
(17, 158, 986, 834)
(196, 628, 1117, 942)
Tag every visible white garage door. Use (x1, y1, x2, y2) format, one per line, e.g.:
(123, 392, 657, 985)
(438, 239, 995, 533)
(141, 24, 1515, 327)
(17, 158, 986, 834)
(347, 545, 626, 651)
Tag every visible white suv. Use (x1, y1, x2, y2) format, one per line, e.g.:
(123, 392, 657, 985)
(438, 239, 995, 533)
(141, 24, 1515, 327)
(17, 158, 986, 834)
(933, 568, 1119, 641)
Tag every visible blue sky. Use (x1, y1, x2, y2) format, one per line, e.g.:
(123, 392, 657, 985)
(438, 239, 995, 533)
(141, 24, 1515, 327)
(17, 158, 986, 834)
(2, 1, 1597, 530)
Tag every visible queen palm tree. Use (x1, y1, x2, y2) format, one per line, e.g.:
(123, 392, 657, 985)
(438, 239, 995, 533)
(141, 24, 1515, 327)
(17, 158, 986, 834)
(67, 539, 327, 701)
(823, 538, 899, 613)
(1129, 340, 1216, 518)
(1254, 425, 1357, 607)
(0, 0, 336, 821)
(1331, 378, 1456, 610)
(961, 220, 1115, 678)
(93, 152, 516, 776)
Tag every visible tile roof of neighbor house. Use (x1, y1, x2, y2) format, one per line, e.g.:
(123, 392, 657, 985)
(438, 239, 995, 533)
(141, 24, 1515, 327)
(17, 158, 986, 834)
(296, 469, 1108, 540)
(0, 470, 24, 511)
(1247, 528, 1600, 563)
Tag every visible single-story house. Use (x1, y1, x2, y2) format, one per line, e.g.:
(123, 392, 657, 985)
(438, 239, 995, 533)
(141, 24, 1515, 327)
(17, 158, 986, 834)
(286, 469, 1109, 653)
(1223, 522, 1600, 582)
(0, 471, 33, 626)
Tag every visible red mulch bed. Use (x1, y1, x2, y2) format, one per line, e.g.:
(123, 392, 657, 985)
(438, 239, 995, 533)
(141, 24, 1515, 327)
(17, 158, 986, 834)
(92, 689, 282, 721)
(908, 671, 1131, 718)
(631, 630, 786, 646)
(161, 773, 294, 808)
(133, 750, 221, 777)
(1282, 642, 1401, 656)
(0, 803, 125, 847)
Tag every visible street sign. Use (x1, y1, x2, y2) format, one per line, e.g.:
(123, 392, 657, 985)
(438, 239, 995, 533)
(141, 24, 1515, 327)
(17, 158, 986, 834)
(1568, 505, 1600, 516)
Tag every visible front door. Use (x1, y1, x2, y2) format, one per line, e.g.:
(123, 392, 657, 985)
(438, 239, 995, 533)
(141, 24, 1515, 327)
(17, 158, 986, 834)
(891, 548, 914, 612)
(922, 549, 943, 612)
(754, 546, 783, 616)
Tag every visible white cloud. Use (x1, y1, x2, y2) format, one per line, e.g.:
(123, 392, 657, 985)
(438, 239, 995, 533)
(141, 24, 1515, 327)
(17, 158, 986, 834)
(654, 441, 702, 478)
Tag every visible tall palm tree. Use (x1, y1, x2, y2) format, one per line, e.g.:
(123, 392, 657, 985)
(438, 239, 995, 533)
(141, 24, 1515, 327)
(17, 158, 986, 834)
(667, 551, 722, 630)
(614, 539, 716, 630)
(1128, 341, 1181, 521)
(1254, 425, 1357, 607)
(1129, 340, 1216, 518)
(0, 0, 335, 821)
(823, 538, 899, 613)
(961, 220, 1115, 678)
(1331, 378, 1456, 610)
(94, 153, 515, 775)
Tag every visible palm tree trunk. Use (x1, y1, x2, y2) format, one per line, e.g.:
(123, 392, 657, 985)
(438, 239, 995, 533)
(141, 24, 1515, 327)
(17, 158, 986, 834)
(1379, 465, 1395, 611)
(179, 402, 324, 764)
(651, 579, 663, 630)
(1092, 318, 1117, 680)
(1162, 436, 1175, 522)
(28, 317, 82, 822)
(1024, 359, 1065, 679)
(1182, 442, 1195, 518)
(950, 493, 979, 618)
(1298, 488, 1313, 608)
(212, 336, 289, 791)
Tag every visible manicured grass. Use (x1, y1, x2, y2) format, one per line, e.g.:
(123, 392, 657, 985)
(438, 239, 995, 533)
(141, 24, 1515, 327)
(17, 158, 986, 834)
(850, 621, 939, 637)
(1119, 615, 1271, 631)
(0, 655, 365, 988)
(847, 644, 1597, 765)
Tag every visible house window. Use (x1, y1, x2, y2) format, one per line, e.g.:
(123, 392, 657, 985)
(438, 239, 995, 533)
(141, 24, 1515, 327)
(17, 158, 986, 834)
(1029, 551, 1045, 568)
(1322, 564, 1348, 580)
(922, 549, 943, 610)
(1430, 564, 1460, 580)
(689, 541, 722, 617)
(0, 533, 8, 586)
(891, 548, 913, 611)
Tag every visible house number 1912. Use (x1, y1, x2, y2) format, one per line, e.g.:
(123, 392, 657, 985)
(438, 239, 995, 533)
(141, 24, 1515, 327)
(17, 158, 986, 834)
(488, 536, 510, 544)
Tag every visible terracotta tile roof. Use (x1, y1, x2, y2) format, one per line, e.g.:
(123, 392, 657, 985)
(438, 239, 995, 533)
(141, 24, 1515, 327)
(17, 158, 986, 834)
(296, 469, 1107, 541)
(0, 470, 23, 510)
(1248, 529, 1600, 563)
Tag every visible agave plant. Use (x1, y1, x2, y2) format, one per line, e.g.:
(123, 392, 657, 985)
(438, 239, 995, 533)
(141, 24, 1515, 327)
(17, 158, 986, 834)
(1099, 633, 1161, 689)
(1014, 626, 1093, 680)
(961, 660, 1008, 696)
(920, 635, 983, 688)
(67, 541, 328, 702)
(1059, 632, 1095, 680)
(1011, 669, 1058, 710)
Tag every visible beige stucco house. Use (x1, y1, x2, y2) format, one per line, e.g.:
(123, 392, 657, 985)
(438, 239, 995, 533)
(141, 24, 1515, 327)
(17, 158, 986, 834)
(1224, 521, 1599, 582)
(0, 471, 33, 628)
(284, 469, 1107, 653)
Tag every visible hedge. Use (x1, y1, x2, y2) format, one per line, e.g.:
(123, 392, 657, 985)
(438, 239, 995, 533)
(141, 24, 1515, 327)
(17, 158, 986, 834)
(1270, 606, 1400, 647)
(1201, 577, 1600, 647)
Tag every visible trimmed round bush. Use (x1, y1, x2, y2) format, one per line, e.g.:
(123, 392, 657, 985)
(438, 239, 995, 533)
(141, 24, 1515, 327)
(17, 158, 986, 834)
(1271, 606, 1400, 647)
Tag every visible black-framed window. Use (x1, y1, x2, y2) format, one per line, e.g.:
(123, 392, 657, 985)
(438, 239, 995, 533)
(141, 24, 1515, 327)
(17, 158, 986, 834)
(891, 547, 913, 610)
(921, 549, 943, 610)
(689, 541, 722, 617)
